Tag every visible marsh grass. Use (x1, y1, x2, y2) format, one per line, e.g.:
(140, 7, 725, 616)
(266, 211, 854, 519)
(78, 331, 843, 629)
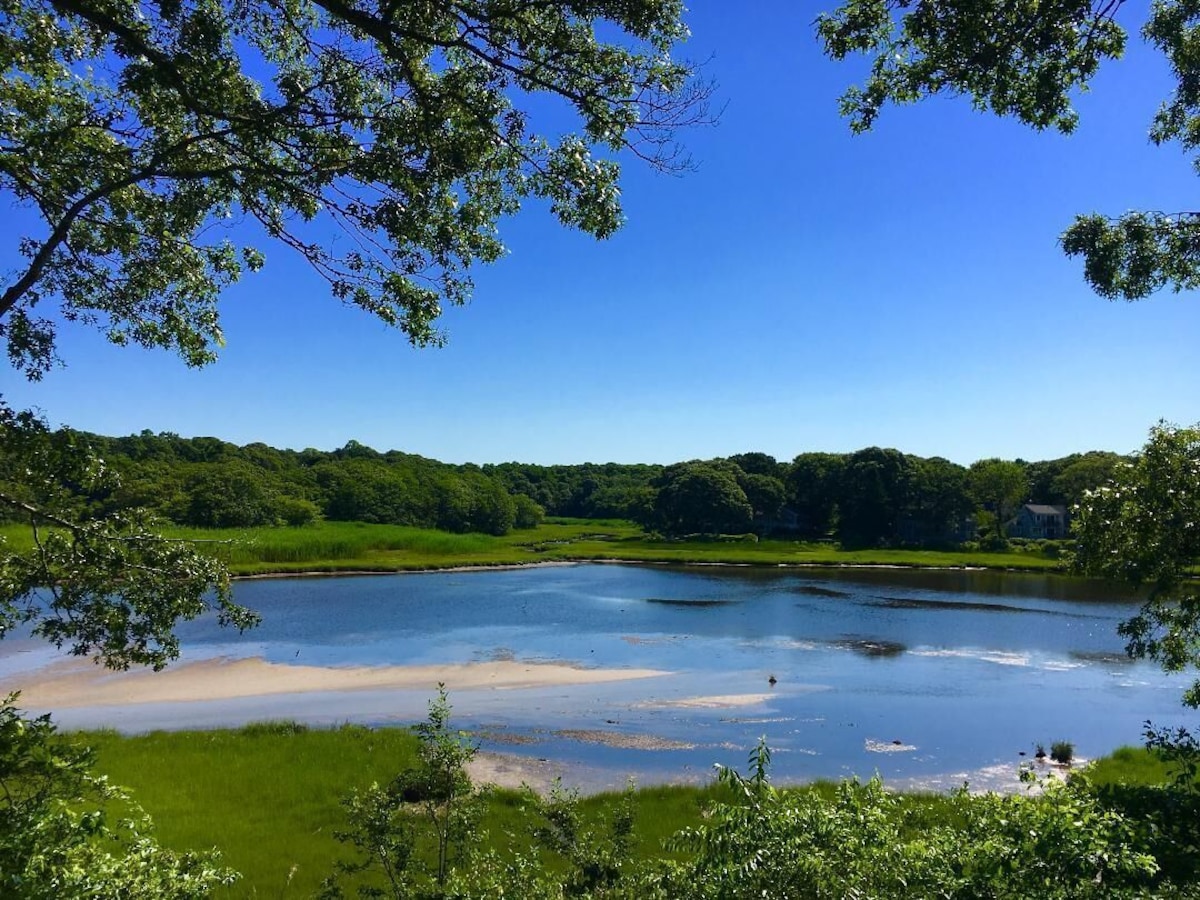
(1085, 745, 1181, 787)
(81, 723, 424, 898)
(79, 724, 734, 898)
(78, 724, 1120, 898)
(1, 518, 1063, 575)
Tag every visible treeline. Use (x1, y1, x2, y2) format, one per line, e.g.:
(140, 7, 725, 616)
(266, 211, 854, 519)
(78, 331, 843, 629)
(1, 429, 1126, 544)
(632, 449, 1125, 547)
(6, 433, 540, 536)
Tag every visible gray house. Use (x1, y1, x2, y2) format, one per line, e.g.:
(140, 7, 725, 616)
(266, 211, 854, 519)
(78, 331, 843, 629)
(1009, 504, 1069, 540)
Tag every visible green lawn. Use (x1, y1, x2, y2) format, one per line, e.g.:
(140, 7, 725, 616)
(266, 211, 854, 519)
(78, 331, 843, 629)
(0, 518, 1065, 576)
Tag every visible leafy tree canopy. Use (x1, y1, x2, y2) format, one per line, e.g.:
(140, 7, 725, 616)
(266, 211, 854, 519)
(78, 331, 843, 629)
(0, 0, 709, 380)
(0, 0, 707, 671)
(0, 409, 256, 671)
(1074, 422, 1200, 705)
(818, 0, 1200, 303)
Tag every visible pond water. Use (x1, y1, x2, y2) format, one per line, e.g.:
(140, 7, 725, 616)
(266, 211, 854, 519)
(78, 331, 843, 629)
(4, 563, 1193, 790)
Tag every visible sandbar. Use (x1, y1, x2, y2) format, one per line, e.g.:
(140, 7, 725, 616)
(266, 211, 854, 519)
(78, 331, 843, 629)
(1, 656, 670, 709)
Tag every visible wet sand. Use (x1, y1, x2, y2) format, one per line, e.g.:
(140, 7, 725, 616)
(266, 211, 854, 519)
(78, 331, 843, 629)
(1, 655, 669, 709)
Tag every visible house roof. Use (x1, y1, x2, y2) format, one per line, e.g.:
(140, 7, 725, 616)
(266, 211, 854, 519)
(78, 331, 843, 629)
(1024, 504, 1067, 516)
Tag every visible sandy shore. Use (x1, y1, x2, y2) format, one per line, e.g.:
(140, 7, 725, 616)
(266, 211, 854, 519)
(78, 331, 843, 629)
(1, 656, 670, 709)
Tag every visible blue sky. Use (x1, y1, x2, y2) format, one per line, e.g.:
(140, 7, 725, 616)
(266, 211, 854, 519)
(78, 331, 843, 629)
(4, 2, 1199, 466)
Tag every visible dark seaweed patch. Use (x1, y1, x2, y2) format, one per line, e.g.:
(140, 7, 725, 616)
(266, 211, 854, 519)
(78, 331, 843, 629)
(833, 637, 907, 658)
(1069, 650, 1134, 666)
(795, 585, 851, 598)
(874, 596, 1038, 615)
(645, 597, 739, 607)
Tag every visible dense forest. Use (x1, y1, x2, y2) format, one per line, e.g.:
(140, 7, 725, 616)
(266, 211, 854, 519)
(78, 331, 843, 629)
(3, 429, 1125, 547)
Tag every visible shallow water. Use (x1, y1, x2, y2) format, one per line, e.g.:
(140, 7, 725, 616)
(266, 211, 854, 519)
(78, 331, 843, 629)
(4, 563, 1191, 790)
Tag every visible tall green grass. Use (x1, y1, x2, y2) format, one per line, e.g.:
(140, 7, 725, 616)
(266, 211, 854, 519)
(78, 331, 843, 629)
(1, 518, 1066, 576)
(80, 723, 729, 899)
(1085, 745, 1183, 788)
(169, 522, 501, 566)
(83, 723, 423, 898)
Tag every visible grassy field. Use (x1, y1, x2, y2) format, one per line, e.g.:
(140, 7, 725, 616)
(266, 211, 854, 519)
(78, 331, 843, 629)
(76, 724, 1169, 899)
(0, 518, 1066, 576)
(79, 722, 736, 899)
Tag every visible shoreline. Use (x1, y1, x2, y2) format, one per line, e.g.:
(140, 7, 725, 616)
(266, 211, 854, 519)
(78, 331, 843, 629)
(230, 556, 1062, 581)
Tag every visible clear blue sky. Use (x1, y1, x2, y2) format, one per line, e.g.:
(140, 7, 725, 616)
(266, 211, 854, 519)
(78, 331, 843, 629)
(4, 2, 1198, 466)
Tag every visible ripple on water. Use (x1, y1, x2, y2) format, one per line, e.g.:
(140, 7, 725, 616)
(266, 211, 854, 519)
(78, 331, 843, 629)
(909, 648, 1030, 667)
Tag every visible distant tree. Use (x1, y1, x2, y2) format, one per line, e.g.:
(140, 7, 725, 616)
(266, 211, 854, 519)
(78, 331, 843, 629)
(1026, 456, 1075, 507)
(335, 440, 382, 461)
(1052, 452, 1126, 509)
(836, 448, 911, 547)
(464, 473, 517, 536)
(727, 452, 783, 479)
(741, 473, 787, 532)
(512, 494, 545, 530)
(902, 456, 973, 546)
(175, 436, 236, 465)
(788, 452, 846, 538)
(182, 461, 278, 528)
(653, 463, 753, 535)
(969, 458, 1028, 544)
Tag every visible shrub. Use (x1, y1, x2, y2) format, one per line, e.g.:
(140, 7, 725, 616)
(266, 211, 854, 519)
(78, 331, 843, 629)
(1051, 741, 1075, 765)
(979, 533, 1010, 552)
(320, 685, 485, 899)
(276, 496, 322, 527)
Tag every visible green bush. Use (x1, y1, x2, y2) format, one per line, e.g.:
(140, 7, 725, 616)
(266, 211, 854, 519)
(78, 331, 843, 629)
(1052, 741, 1075, 765)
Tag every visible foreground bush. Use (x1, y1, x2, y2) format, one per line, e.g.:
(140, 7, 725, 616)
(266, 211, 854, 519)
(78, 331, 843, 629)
(0, 697, 236, 900)
(319, 702, 1198, 900)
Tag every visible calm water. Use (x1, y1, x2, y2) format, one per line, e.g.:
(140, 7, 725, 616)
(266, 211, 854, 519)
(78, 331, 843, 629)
(4, 564, 1192, 789)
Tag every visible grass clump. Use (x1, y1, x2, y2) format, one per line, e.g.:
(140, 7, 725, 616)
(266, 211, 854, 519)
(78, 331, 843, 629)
(1050, 740, 1075, 765)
